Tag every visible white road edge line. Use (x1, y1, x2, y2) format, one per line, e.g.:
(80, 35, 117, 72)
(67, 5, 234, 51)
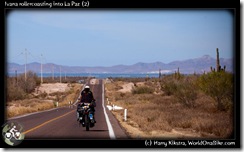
(102, 80, 116, 139)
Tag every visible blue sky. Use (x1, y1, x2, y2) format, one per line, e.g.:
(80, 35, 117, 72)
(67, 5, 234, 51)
(7, 10, 234, 67)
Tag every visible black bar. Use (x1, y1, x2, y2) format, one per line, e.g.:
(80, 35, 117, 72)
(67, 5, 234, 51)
(3, 0, 238, 8)
(2, 139, 240, 148)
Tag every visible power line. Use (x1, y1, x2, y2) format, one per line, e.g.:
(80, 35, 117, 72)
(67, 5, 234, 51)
(7, 52, 24, 63)
(29, 52, 40, 62)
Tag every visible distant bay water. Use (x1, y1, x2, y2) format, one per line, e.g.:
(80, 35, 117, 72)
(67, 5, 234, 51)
(7, 72, 162, 78)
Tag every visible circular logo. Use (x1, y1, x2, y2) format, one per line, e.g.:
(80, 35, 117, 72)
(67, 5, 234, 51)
(2, 121, 25, 146)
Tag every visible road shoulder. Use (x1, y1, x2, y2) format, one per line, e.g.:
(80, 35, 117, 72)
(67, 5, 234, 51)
(105, 106, 130, 139)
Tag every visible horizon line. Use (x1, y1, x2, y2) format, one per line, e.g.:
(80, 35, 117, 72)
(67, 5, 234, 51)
(7, 54, 233, 67)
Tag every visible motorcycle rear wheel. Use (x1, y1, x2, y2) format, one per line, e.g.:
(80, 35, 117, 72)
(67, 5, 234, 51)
(85, 115, 90, 131)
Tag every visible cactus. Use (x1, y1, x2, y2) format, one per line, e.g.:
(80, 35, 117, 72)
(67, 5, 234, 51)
(210, 66, 216, 72)
(211, 48, 226, 73)
(174, 67, 181, 80)
(177, 67, 180, 79)
(216, 48, 220, 72)
(159, 69, 161, 79)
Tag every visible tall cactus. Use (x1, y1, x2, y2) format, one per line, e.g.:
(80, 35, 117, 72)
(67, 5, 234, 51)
(211, 48, 226, 72)
(176, 67, 180, 79)
(159, 69, 161, 79)
(216, 48, 220, 72)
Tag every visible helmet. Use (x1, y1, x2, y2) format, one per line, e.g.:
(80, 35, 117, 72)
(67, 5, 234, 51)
(85, 85, 90, 89)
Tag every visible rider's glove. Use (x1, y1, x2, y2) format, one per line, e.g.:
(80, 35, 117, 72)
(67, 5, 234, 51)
(90, 100, 96, 107)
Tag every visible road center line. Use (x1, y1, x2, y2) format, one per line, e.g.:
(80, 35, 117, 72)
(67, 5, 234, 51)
(23, 110, 75, 135)
(102, 80, 116, 139)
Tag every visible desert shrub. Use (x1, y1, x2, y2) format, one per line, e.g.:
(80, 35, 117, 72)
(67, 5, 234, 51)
(161, 81, 177, 96)
(197, 71, 233, 111)
(7, 71, 42, 101)
(160, 75, 198, 107)
(119, 92, 126, 98)
(15, 71, 40, 93)
(107, 78, 233, 138)
(7, 82, 26, 101)
(113, 77, 145, 83)
(49, 92, 66, 101)
(174, 77, 198, 108)
(39, 92, 48, 99)
(132, 86, 154, 94)
(160, 75, 179, 96)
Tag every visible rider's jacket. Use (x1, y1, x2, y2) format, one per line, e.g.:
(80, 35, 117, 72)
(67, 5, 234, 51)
(80, 90, 94, 103)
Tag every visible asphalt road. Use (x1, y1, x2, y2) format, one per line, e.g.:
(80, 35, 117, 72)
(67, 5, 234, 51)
(8, 79, 128, 140)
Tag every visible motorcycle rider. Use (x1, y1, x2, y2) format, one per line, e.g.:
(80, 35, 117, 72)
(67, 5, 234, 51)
(77, 85, 96, 123)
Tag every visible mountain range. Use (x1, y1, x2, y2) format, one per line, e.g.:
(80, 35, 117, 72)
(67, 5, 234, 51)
(7, 55, 233, 74)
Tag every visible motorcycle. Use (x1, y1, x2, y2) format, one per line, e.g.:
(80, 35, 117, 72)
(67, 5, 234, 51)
(77, 103, 95, 131)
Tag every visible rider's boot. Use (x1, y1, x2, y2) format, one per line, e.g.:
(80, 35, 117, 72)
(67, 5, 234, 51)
(93, 114, 96, 123)
(77, 111, 81, 121)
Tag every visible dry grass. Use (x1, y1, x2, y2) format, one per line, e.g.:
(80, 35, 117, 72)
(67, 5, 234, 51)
(7, 99, 54, 118)
(7, 83, 82, 118)
(105, 79, 233, 139)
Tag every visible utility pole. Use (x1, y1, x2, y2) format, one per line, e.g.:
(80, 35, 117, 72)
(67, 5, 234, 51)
(52, 64, 54, 80)
(20, 49, 28, 82)
(60, 66, 61, 83)
(24, 49, 27, 82)
(40, 54, 43, 84)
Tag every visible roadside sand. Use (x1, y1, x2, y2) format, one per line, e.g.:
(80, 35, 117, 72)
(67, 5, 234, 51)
(117, 82, 134, 93)
(117, 82, 146, 93)
(35, 83, 71, 94)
